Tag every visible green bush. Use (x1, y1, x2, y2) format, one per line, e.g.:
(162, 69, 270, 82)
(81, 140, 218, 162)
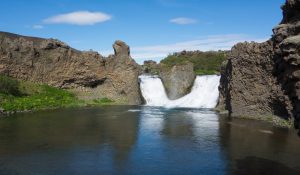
(160, 51, 227, 75)
(0, 75, 21, 96)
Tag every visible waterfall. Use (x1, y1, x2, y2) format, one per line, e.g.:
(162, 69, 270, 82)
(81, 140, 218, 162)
(139, 75, 220, 108)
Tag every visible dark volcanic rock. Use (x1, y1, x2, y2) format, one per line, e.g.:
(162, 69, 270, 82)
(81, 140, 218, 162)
(218, 0, 300, 127)
(160, 62, 196, 100)
(217, 41, 291, 118)
(0, 32, 142, 104)
(273, 0, 300, 128)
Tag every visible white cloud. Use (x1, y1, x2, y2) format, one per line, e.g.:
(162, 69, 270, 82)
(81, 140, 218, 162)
(43, 11, 112, 25)
(170, 17, 197, 25)
(100, 34, 268, 64)
(32, 25, 44, 29)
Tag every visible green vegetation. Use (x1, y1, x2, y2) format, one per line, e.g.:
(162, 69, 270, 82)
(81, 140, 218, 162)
(194, 69, 220, 75)
(0, 75, 21, 96)
(236, 115, 293, 129)
(92, 98, 114, 105)
(160, 51, 227, 75)
(0, 76, 114, 113)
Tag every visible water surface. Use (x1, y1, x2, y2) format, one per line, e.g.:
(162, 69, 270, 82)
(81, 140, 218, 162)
(0, 106, 299, 175)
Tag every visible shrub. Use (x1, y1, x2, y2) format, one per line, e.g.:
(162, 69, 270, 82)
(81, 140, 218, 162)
(0, 75, 21, 96)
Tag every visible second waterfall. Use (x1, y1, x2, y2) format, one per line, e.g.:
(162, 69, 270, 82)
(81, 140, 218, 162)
(139, 75, 220, 109)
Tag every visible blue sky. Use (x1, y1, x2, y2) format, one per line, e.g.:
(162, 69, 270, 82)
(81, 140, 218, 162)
(0, 0, 284, 63)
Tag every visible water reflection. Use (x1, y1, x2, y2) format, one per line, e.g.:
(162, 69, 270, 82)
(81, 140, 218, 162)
(133, 107, 227, 175)
(0, 106, 140, 174)
(218, 116, 300, 174)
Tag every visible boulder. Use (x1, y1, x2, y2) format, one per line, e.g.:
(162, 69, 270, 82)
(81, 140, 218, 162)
(160, 62, 196, 100)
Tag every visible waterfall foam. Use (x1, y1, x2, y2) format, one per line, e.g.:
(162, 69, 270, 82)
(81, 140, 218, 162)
(139, 75, 220, 108)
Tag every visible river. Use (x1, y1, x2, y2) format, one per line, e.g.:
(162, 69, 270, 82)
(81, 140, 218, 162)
(0, 106, 299, 175)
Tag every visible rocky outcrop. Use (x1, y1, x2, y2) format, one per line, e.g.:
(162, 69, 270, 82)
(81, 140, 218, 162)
(142, 60, 160, 75)
(97, 41, 142, 104)
(141, 60, 196, 100)
(218, 0, 300, 127)
(160, 62, 196, 100)
(0, 32, 142, 104)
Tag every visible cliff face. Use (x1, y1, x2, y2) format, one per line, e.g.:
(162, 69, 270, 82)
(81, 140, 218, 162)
(0, 32, 142, 105)
(273, 0, 300, 127)
(217, 41, 291, 118)
(218, 0, 300, 127)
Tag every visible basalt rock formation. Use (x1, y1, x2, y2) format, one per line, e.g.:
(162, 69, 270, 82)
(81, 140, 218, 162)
(142, 60, 196, 100)
(160, 62, 196, 100)
(218, 0, 300, 127)
(217, 41, 291, 118)
(0, 32, 142, 104)
(91, 40, 142, 104)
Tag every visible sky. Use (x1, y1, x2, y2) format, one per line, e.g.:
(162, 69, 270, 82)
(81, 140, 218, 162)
(0, 0, 284, 64)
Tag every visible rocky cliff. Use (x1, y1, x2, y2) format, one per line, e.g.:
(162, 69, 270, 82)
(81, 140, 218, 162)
(218, 0, 300, 128)
(0, 32, 142, 104)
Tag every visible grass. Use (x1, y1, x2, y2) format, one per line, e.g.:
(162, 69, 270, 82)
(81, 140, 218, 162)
(0, 76, 114, 113)
(160, 51, 227, 75)
(91, 98, 114, 105)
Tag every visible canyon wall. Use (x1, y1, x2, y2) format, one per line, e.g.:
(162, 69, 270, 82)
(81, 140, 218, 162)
(218, 0, 300, 127)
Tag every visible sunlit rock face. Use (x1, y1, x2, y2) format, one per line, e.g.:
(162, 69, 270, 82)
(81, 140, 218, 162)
(102, 40, 143, 104)
(218, 0, 300, 127)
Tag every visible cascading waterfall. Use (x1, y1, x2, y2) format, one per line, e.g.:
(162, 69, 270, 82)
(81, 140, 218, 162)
(139, 75, 220, 108)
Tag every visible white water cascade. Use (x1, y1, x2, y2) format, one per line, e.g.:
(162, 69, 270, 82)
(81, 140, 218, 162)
(139, 75, 220, 108)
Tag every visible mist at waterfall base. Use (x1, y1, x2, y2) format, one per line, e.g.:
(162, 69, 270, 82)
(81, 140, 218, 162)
(139, 75, 220, 108)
